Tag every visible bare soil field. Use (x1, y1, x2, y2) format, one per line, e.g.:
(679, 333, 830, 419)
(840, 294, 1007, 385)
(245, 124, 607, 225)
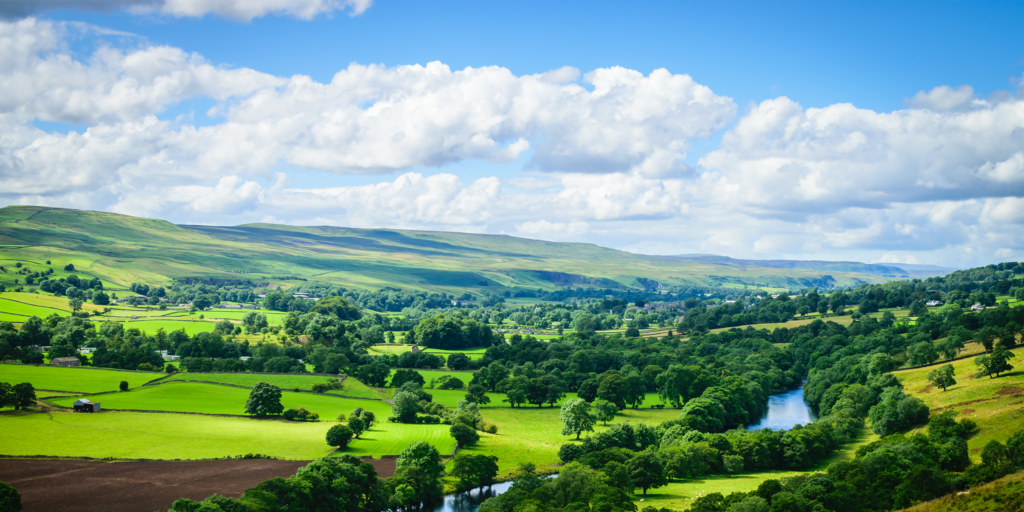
(0, 459, 308, 512)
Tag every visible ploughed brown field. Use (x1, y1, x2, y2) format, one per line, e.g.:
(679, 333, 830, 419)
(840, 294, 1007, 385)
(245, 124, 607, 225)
(0, 459, 310, 512)
(1, 457, 399, 512)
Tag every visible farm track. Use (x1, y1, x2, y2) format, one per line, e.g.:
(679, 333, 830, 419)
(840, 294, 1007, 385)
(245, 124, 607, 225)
(0, 458, 309, 512)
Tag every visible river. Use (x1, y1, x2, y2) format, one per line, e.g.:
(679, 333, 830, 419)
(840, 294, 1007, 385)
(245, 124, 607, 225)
(427, 387, 815, 512)
(427, 480, 514, 512)
(746, 385, 817, 431)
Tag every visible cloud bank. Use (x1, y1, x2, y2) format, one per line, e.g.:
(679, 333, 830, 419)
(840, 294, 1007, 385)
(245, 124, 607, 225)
(0, 18, 1022, 267)
(0, 0, 371, 21)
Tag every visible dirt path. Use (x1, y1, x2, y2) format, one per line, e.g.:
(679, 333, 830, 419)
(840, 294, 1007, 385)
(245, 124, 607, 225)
(0, 459, 308, 512)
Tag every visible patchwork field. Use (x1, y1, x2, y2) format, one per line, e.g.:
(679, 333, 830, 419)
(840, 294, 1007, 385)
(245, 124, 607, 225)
(48, 381, 392, 420)
(166, 372, 386, 400)
(896, 346, 1024, 461)
(341, 422, 457, 458)
(0, 364, 163, 393)
(0, 409, 336, 460)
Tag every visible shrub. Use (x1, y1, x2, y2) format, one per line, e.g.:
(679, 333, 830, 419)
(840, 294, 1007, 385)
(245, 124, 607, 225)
(326, 424, 354, 448)
(137, 363, 157, 372)
(119, 381, 129, 391)
(450, 423, 480, 447)
(283, 408, 319, 421)
(486, 424, 498, 434)
(0, 480, 22, 512)
(312, 383, 330, 394)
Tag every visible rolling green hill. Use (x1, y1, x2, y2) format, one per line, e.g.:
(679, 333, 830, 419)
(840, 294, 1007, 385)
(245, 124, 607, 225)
(0, 205, 894, 294)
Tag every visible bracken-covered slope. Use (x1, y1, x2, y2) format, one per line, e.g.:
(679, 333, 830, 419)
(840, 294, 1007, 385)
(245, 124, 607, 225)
(0, 205, 896, 293)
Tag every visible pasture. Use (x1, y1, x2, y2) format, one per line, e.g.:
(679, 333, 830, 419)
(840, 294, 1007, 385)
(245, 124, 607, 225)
(896, 346, 1024, 461)
(117, 319, 217, 335)
(341, 422, 456, 458)
(0, 364, 162, 393)
(0, 409, 335, 460)
(167, 372, 385, 400)
(48, 381, 393, 420)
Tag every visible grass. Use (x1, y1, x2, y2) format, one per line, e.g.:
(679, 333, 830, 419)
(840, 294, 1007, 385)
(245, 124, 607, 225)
(0, 364, 163, 393)
(339, 422, 456, 458)
(895, 346, 1024, 461)
(117, 319, 217, 335)
(901, 468, 1024, 512)
(0, 409, 336, 460)
(473, 404, 681, 475)
(48, 381, 393, 420)
(387, 368, 477, 387)
(167, 372, 386, 400)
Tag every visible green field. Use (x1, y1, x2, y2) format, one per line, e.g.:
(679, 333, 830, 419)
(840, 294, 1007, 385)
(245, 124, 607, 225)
(0, 409, 336, 460)
(167, 372, 386, 400)
(341, 422, 456, 458)
(895, 346, 1024, 461)
(387, 368, 477, 388)
(49, 381, 392, 420)
(0, 364, 163, 393)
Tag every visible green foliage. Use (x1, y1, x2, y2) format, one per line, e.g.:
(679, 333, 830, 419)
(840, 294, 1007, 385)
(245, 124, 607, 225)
(593, 398, 617, 426)
(450, 453, 499, 491)
(449, 423, 479, 447)
(928, 364, 957, 391)
(559, 398, 595, 440)
(627, 447, 668, 495)
(244, 382, 284, 416)
(0, 481, 22, 512)
(325, 424, 354, 448)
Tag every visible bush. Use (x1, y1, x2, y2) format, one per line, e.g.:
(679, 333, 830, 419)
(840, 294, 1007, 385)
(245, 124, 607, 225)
(137, 363, 158, 372)
(486, 424, 498, 434)
(119, 381, 129, 391)
(558, 443, 585, 463)
(450, 423, 480, 447)
(326, 424, 354, 448)
(312, 383, 330, 394)
(283, 408, 319, 421)
(0, 480, 22, 512)
(165, 364, 177, 374)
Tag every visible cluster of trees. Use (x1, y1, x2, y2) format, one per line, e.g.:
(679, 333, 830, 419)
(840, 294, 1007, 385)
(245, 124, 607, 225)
(679, 291, 831, 332)
(406, 314, 501, 349)
(169, 443, 470, 512)
(0, 381, 35, 410)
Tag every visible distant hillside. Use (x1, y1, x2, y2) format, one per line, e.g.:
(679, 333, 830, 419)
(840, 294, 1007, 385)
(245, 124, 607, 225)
(665, 254, 956, 279)
(0, 206, 899, 294)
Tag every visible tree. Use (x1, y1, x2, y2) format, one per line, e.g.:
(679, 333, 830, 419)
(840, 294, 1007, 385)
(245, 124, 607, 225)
(723, 454, 745, 476)
(593, 399, 617, 426)
(909, 300, 927, 317)
(11, 383, 34, 410)
(597, 373, 629, 409)
(391, 368, 425, 388)
(326, 424, 354, 448)
(245, 382, 284, 416)
(348, 416, 365, 438)
(465, 384, 491, 405)
(627, 447, 668, 495)
(392, 390, 420, 423)
(577, 379, 599, 403)
(0, 481, 22, 512)
(559, 398, 595, 440)
(447, 353, 471, 370)
(976, 345, 1016, 379)
(450, 423, 480, 447)
(119, 381, 128, 392)
(68, 297, 83, 313)
(450, 453, 499, 491)
(92, 290, 110, 306)
(928, 364, 956, 391)
(396, 441, 443, 480)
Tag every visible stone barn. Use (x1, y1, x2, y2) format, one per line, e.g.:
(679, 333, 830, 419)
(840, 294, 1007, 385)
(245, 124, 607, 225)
(50, 357, 81, 367)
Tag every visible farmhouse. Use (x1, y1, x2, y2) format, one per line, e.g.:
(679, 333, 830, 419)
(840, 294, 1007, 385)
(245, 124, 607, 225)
(926, 300, 943, 307)
(72, 399, 101, 412)
(971, 303, 985, 311)
(50, 356, 81, 367)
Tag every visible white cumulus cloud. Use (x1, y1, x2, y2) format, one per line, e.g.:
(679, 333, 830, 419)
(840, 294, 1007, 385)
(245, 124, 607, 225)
(0, 0, 371, 21)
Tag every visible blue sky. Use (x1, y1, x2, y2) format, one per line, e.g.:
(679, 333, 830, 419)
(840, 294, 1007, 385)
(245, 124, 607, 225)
(2, 0, 1023, 268)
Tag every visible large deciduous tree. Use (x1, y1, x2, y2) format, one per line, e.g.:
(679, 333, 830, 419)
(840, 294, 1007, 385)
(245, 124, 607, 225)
(245, 382, 284, 416)
(559, 398, 595, 440)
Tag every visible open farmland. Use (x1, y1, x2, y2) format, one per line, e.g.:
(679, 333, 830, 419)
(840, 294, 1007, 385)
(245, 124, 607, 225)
(48, 381, 393, 419)
(0, 364, 163, 393)
(896, 346, 1024, 461)
(342, 422, 456, 458)
(0, 409, 337, 460)
(166, 372, 386, 399)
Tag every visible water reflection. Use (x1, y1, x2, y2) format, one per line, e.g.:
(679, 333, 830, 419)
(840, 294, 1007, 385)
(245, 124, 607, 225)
(746, 386, 817, 431)
(431, 480, 514, 512)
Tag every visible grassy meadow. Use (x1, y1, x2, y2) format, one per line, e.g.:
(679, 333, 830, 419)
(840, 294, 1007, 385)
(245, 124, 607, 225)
(0, 409, 336, 460)
(48, 381, 393, 420)
(896, 346, 1024, 461)
(166, 372, 386, 400)
(0, 364, 163, 393)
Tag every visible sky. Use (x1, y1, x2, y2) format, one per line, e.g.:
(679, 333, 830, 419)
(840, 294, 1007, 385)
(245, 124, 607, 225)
(1, 0, 1023, 269)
